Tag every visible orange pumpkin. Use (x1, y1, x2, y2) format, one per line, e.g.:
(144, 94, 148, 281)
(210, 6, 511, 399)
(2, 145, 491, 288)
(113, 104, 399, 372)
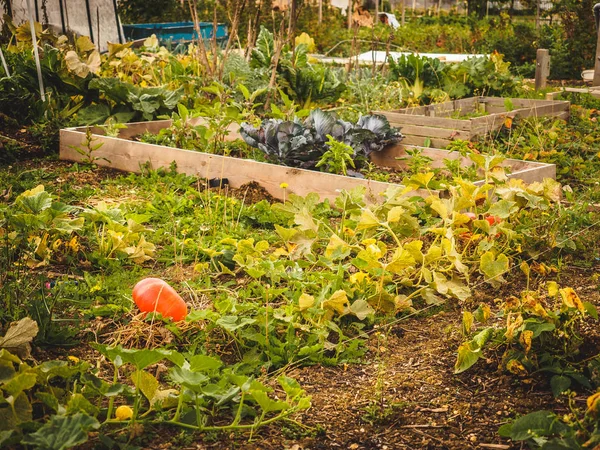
(132, 278, 187, 321)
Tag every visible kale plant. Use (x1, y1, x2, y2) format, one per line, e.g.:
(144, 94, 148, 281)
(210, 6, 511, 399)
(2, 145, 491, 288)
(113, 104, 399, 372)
(240, 109, 402, 172)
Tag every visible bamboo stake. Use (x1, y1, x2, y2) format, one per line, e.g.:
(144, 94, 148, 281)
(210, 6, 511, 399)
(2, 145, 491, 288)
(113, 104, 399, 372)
(25, 0, 45, 102)
(0, 46, 10, 78)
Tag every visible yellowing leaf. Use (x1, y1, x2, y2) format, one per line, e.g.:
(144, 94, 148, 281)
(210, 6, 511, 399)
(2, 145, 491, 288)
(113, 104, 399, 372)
(394, 295, 413, 312)
(76, 35, 96, 53)
(356, 209, 380, 230)
(587, 392, 600, 415)
(324, 234, 350, 259)
(387, 206, 407, 223)
(322, 290, 348, 316)
(520, 330, 533, 354)
(559, 287, 585, 313)
(298, 293, 315, 311)
(385, 247, 416, 274)
(547, 281, 559, 297)
(505, 359, 527, 376)
(462, 311, 474, 335)
(143, 34, 159, 49)
(428, 197, 449, 220)
(504, 313, 524, 341)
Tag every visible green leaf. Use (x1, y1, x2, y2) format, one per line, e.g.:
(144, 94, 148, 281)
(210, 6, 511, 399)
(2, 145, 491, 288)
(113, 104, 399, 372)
(250, 390, 289, 413)
(216, 316, 257, 332)
(92, 345, 165, 370)
(2, 372, 37, 396)
(454, 341, 481, 374)
(0, 359, 16, 384)
(188, 355, 222, 372)
(77, 103, 111, 125)
(0, 392, 32, 431)
(584, 302, 598, 319)
(550, 375, 571, 397)
(66, 393, 99, 415)
(169, 367, 209, 391)
(504, 410, 568, 441)
(454, 328, 493, 374)
(15, 186, 52, 214)
(21, 413, 100, 450)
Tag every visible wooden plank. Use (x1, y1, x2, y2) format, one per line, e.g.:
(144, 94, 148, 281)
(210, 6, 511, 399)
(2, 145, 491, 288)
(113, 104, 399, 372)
(72, 119, 244, 141)
(377, 111, 473, 131)
(371, 144, 556, 182)
(398, 135, 452, 148)
(518, 103, 570, 118)
(59, 129, 427, 203)
(545, 88, 600, 100)
(397, 125, 471, 140)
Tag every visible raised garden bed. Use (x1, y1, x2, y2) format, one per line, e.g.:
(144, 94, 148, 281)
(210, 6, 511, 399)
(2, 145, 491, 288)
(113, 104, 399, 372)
(59, 119, 556, 202)
(375, 97, 570, 148)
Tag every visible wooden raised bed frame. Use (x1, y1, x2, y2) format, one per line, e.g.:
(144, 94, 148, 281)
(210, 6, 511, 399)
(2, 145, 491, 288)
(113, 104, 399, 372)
(375, 96, 570, 148)
(59, 119, 556, 203)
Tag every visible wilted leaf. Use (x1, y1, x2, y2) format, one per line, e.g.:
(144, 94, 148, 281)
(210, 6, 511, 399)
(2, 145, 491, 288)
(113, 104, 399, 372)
(65, 50, 101, 77)
(559, 287, 585, 313)
(0, 318, 39, 359)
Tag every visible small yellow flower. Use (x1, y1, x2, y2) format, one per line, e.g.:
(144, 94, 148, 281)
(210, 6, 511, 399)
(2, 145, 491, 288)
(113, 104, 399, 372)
(194, 262, 209, 272)
(361, 238, 376, 246)
(67, 355, 80, 364)
(115, 405, 134, 421)
(349, 272, 369, 284)
(68, 236, 80, 253)
(280, 182, 289, 189)
(52, 239, 63, 251)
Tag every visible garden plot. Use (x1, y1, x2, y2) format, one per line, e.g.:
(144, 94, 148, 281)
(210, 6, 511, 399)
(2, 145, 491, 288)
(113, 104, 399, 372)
(60, 118, 555, 202)
(376, 97, 570, 148)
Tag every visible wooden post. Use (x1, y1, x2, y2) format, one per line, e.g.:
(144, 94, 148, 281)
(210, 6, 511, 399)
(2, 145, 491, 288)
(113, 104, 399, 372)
(375, 0, 379, 20)
(318, 0, 322, 24)
(348, 0, 352, 28)
(594, 23, 600, 86)
(535, 49, 550, 90)
(401, 0, 406, 25)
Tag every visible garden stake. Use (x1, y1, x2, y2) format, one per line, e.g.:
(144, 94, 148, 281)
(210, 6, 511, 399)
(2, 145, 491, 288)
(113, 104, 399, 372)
(25, 0, 45, 102)
(0, 46, 10, 78)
